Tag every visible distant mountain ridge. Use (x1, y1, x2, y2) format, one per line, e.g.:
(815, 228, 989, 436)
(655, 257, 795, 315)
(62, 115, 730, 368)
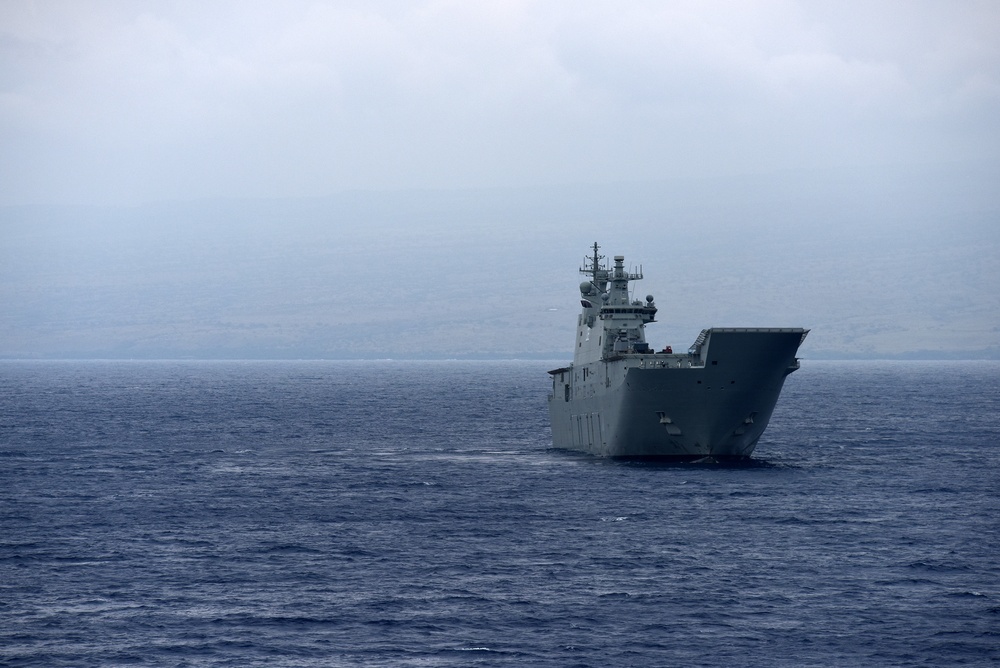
(2, 165, 998, 360)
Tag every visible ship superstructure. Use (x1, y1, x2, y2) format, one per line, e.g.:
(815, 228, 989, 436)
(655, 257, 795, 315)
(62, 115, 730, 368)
(548, 243, 807, 459)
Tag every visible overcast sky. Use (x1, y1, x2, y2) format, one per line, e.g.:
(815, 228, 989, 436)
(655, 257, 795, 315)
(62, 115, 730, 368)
(2, 0, 999, 206)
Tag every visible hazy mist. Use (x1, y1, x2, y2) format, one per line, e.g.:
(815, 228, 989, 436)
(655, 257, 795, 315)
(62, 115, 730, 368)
(2, 1, 998, 359)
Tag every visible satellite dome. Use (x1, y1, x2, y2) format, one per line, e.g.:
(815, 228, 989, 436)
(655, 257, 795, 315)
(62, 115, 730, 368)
(580, 282, 593, 294)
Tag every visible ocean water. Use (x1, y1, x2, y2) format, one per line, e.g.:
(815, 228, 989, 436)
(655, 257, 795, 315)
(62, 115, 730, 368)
(1, 359, 998, 667)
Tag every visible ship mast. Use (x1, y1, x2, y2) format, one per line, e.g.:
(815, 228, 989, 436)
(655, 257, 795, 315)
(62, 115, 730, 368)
(581, 242, 604, 286)
(589, 242, 601, 285)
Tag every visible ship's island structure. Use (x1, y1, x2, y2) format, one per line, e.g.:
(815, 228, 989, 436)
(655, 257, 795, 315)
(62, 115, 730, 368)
(548, 243, 808, 459)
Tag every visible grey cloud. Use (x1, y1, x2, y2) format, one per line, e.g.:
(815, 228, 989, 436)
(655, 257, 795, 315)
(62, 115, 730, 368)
(1, 1, 998, 204)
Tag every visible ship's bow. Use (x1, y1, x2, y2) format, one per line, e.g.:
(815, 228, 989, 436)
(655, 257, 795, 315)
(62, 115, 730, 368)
(612, 328, 807, 459)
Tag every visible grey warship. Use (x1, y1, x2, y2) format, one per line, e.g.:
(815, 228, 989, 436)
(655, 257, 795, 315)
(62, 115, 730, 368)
(548, 243, 807, 459)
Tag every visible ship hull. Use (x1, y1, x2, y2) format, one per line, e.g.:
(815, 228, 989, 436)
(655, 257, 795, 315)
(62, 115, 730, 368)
(548, 329, 805, 458)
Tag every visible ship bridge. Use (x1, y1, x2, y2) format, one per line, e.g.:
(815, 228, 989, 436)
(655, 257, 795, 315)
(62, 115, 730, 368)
(576, 244, 659, 363)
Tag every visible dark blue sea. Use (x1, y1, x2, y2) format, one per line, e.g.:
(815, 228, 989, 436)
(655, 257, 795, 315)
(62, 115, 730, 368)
(1, 360, 998, 666)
